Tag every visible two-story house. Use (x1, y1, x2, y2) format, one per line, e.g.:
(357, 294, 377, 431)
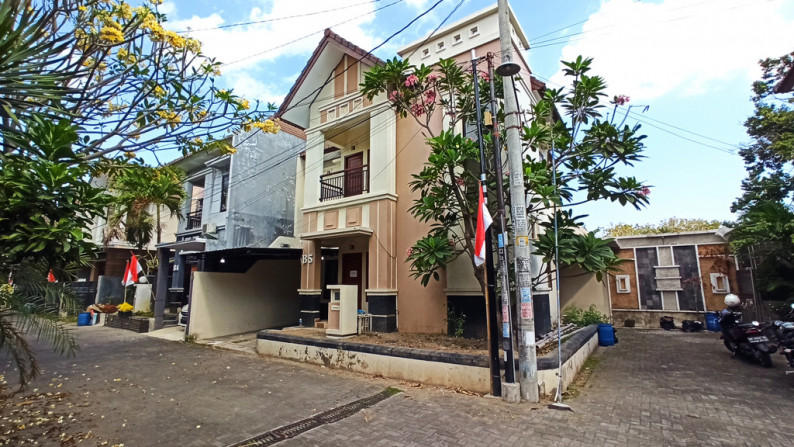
(153, 125, 307, 336)
(278, 4, 552, 335)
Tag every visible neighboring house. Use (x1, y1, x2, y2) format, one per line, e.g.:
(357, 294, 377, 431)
(153, 124, 307, 336)
(84, 175, 178, 305)
(278, 5, 559, 336)
(607, 230, 750, 328)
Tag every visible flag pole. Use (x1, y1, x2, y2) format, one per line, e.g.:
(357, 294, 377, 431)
(122, 260, 129, 303)
(472, 50, 507, 397)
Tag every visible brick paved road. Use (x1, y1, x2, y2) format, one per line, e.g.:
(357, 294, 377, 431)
(286, 329, 794, 447)
(3, 327, 793, 446)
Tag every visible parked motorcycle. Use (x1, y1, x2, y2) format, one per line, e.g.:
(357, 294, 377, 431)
(719, 294, 777, 367)
(772, 303, 794, 373)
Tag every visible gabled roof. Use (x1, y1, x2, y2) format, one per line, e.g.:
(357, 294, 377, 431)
(276, 29, 383, 128)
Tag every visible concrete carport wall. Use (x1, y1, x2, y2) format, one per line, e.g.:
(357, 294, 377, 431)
(186, 248, 301, 340)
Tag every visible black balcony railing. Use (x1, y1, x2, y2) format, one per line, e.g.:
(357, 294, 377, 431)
(320, 165, 369, 202)
(185, 198, 203, 230)
(186, 210, 202, 230)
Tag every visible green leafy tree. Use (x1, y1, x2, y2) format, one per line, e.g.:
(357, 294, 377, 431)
(732, 52, 794, 212)
(105, 164, 187, 248)
(361, 56, 650, 289)
(731, 52, 794, 302)
(0, 117, 97, 390)
(603, 217, 722, 237)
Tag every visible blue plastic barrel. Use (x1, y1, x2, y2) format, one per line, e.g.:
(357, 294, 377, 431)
(598, 323, 615, 346)
(77, 312, 92, 326)
(705, 312, 720, 332)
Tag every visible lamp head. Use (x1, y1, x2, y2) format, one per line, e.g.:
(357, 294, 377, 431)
(495, 62, 520, 77)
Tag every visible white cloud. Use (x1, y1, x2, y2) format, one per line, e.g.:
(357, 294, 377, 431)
(549, 0, 794, 101)
(224, 72, 285, 105)
(405, 0, 431, 8)
(163, 0, 380, 72)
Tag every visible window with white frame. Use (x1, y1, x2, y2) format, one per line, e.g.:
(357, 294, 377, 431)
(469, 25, 479, 37)
(616, 275, 631, 293)
(422, 48, 430, 58)
(436, 41, 445, 52)
(710, 273, 730, 294)
(453, 33, 462, 45)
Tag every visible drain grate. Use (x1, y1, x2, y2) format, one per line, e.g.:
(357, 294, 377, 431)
(226, 388, 400, 447)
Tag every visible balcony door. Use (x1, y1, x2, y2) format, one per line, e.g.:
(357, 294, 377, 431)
(344, 153, 364, 197)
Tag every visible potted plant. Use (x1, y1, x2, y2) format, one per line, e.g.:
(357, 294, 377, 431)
(118, 301, 134, 318)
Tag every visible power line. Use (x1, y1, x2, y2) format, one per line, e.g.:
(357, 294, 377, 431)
(625, 109, 741, 149)
(525, 72, 739, 156)
(178, 1, 388, 33)
(529, 0, 761, 50)
(403, 0, 466, 60)
(222, 0, 406, 66)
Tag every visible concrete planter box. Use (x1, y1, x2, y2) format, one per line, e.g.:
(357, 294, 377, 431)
(257, 325, 598, 396)
(105, 315, 153, 333)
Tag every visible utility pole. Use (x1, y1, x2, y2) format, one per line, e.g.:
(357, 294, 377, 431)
(471, 50, 503, 397)
(486, 54, 516, 388)
(495, 0, 539, 402)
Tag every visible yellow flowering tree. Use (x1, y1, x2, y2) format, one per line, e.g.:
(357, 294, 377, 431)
(3, 0, 279, 160)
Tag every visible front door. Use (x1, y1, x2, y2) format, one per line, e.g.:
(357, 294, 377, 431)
(344, 153, 364, 197)
(342, 252, 363, 309)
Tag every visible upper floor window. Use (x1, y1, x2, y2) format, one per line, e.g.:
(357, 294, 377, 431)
(469, 25, 479, 37)
(453, 33, 462, 45)
(436, 41, 445, 52)
(219, 170, 230, 212)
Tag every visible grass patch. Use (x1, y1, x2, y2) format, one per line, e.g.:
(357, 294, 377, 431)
(384, 386, 403, 396)
(562, 354, 601, 399)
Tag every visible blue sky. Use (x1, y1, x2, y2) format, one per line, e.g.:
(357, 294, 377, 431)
(157, 0, 794, 231)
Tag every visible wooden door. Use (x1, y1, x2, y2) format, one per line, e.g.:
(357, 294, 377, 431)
(342, 252, 363, 309)
(344, 153, 364, 197)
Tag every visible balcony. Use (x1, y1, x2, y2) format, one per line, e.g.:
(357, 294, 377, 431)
(185, 199, 203, 230)
(320, 165, 369, 202)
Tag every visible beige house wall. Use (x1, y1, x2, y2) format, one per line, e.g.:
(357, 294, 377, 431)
(559, 265, 610, 316)
(189, 259, 301, 340)
(394, 112, 447, 333)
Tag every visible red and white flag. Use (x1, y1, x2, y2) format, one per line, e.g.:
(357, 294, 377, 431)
(122, 254, 144, 286)
(47, 270, 56, 283)
(474, 181, 493, 267)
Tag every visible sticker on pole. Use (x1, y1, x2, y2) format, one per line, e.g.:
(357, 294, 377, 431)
(521, 302, 533, 320)
(502, 323, 510, 338)
(516, 236, 528, 247)
(520, 288, 531, 303)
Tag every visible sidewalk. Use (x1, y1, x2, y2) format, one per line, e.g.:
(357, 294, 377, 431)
(145, 326, 260, 355)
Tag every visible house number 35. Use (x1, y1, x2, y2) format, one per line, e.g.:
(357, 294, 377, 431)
(301, 254, 314, 264)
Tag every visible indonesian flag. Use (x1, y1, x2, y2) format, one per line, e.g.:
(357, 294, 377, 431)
(122, 254, 144, 286)
(474, 182, 493, 267)
(47, 270, 56, 283)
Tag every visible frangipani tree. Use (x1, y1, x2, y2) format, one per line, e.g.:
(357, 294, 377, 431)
(2, 0, 280, 160)
(361, 55, 651, 290)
